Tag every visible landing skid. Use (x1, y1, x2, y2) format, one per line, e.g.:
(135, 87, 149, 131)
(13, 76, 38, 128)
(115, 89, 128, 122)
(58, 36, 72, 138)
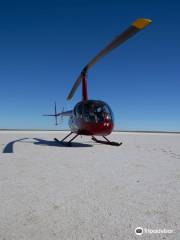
(54, 132, 79, 146)
(54, 132, 122, 147)
(54, 137, 72, 146)
(92, 136, 122, 146)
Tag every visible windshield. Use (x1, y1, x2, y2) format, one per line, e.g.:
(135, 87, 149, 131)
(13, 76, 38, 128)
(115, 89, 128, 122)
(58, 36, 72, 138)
(75, 101, 113, 123)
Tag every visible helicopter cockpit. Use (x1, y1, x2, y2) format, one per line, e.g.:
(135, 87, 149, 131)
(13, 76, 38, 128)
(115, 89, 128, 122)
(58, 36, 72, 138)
(75, 100, 113, 123)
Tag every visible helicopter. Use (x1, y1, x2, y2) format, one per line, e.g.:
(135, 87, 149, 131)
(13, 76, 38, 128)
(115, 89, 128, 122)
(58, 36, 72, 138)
(44, 18, 152, 146)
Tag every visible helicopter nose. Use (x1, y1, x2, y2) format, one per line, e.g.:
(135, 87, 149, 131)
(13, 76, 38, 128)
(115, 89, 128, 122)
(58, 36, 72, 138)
(104, 122, 110, 127)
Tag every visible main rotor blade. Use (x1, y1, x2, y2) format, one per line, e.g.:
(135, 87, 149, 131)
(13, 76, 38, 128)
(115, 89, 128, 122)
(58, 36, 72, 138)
(67, 18, 152, 100)
(86, 18, 152, 69)
(67, 74, 82, 100)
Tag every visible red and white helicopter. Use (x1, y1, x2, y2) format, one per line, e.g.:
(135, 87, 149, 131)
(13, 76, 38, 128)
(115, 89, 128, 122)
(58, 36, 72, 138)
(44, 18, 152, 146)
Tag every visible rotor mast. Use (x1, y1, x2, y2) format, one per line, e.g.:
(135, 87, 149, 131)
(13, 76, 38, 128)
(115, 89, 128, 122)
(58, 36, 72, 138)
(82, 67, 88, 101)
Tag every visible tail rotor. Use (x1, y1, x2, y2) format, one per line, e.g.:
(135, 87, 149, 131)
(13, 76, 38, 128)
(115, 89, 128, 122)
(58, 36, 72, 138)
(54, 102, 58, 126)
(43, 102, 72, 126)
(43, 101, 62, 126)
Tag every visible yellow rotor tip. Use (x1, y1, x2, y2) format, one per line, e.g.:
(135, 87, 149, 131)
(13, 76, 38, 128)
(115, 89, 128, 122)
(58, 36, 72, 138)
(132, 18, 152, 29)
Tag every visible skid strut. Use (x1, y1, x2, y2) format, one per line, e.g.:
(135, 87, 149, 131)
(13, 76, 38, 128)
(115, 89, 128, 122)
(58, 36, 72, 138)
(92, 136, 122, 146)
(54, 132, 79, 146)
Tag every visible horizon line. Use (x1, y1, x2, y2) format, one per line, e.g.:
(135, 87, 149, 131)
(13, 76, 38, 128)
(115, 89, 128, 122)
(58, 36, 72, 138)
(0, 129, 180, 134)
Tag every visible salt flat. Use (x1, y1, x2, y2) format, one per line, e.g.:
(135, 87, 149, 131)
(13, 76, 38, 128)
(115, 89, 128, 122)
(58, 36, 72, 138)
(0, 131, 180, 240)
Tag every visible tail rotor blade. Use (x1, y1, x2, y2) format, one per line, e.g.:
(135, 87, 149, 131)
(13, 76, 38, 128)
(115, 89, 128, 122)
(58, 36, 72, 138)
(54, 102, 58, 126)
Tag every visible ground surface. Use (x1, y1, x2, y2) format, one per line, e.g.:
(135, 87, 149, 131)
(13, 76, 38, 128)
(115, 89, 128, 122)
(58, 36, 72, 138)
(0, 131, 180, 240)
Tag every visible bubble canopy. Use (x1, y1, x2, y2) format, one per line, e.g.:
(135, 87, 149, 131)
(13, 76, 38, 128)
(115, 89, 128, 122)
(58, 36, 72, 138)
(74, 100, 114, 123)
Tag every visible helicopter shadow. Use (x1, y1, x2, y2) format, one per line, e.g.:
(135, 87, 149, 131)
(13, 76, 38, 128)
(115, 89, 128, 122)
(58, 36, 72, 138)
(2, 137, 93, 153)
(33, 138, 93, 148)
(2, 138, 29, 153)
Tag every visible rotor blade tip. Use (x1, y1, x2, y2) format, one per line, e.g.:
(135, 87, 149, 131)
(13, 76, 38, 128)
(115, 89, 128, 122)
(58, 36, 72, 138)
(132, 18, 152, 29)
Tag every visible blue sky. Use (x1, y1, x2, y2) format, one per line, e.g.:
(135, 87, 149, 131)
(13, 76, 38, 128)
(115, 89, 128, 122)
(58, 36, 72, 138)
(0, 0, 179, 131)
